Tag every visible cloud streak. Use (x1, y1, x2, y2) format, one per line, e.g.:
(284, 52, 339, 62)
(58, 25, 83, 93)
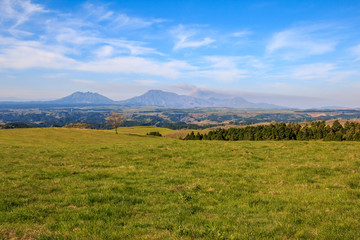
(266, 25, 337, 59)
(172, 25, 215, 50)
(0, 38, 194, 79)
(0, 0, 46, 28)
(351, 43, 360, 61)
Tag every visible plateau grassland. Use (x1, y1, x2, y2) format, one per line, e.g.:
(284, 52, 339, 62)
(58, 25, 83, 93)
(0, 127, 360, 239)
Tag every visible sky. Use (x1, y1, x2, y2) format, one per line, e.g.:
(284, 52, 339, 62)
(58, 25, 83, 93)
(0, 0, 360, 108)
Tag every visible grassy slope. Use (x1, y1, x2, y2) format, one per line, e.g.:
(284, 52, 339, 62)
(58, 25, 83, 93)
(0, 127, 360, 239)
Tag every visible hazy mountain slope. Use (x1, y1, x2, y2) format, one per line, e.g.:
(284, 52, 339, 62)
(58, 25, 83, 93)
(1, 90, 285, 108)
(52, 92, 114, 104)
(119, 90, 212, 107)
(119, 90, 284, 109)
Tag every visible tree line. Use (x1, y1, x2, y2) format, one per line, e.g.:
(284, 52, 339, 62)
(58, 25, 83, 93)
(184, 120, 360, 141)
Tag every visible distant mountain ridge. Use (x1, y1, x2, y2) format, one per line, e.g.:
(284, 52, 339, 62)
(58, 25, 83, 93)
(119, 90, 284, 109)
(0, 90, 285, 109)
(119, 90, 210, 107)
(51, 91, 114, 104)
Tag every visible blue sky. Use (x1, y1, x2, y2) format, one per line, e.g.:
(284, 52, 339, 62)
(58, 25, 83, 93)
(0, 0, 360, 108)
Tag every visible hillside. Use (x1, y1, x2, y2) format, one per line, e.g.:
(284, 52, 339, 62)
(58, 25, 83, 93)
(1, 90, 284, 109)
(120, 90, 284, 108)
(51, 91, 114, 104)
(119, 90, 211, 107)
(1, 127, 360, 239)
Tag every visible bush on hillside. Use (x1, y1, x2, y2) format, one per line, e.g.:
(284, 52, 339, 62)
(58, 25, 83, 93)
(64, 123, 94, 129)
(146, 131, 162, 136)
(1, 122, 32, 129)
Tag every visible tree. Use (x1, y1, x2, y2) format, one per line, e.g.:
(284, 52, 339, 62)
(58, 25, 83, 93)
(105, 112, 126, 134)
(332, 120, 343, 133)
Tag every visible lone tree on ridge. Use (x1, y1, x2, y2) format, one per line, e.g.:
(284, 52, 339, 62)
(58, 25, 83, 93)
(106, 112, 126, 134)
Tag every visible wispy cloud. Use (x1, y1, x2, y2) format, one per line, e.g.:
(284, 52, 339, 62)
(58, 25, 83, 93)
(290, 63, 357, 83)
(81, 2, 164, 29)
(266, 25, 337, 59)
(76, 57, 182, 78)
(350, 43, 360, 61)
(0, 0, 174, 76)
(232, 30, 252, 38)
(72, 79, 96, 85)
(0, 34, 193, 79)
(172, 25, 215, 50)
(193, 69, 248, 82)
(0, 0, 165, 59)
(186, 56, 262, 82)
(0, 38, 194, 79)
(204, 56, 267, 70)
(135, 79, 160, 85)
(186, 55, 269, 82)
(0, 0, 46, 29)
(292, 63, 336, 80)
(0, 43, 76, 69)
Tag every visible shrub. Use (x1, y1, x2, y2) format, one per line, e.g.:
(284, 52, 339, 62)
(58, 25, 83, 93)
(146, 131, 162, 136)
(2, 122, 32, 129)
(64, 123, 94, 129)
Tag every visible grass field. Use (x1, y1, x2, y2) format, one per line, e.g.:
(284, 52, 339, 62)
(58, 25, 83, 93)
(1, 127, 360, 239)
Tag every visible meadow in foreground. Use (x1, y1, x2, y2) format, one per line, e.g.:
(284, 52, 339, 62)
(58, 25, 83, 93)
(0, 127, 360, 239)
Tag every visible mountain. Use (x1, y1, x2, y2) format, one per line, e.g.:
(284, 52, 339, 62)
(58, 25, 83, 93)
(120, 90, 284, 109)
(0, 90, 285, 108)
(51, 91, 114, 104)
(119, 90, 211, 107)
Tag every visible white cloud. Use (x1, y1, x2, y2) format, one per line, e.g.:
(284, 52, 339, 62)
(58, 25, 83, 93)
(95, 45, 114, 58)
(163, 60, 197, 71)
(72, 79, 96, 85)
(135, 79, 159, 85)
(0, 0, 165, 59)
(0, 45, 76, 69)
(184, 56, 255, 82)
(292, 63, 336, 80)
(191, 55, 267, 82)
(172, 25, 215, 50)
(106, 39, 164, 56)
(204, 56, 267, 70)
(76, 57, 185, 79)
(290, 63, 357, 83)
(232, 30, 252, 37)
(350, 43, 360, 61)
(193, 69, 248, 82)
(0, 0, 46, 28)
(0, 36, 194, 79)
(113, 14, 153, 29)
(83, 2, 162, 29)
(43, 73, 68, 79)
(52, 27, 162, 56)
(205, 56, 239, 69)
(267, 25, 337, 59)
(82, 2, 114, 22)
(45, 17, 163, 57)
(54, 28, 99, 47)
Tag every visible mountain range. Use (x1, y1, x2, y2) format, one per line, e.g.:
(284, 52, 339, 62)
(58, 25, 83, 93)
(0, 90, 285, 109)
(51, 91, 114, 104)
(119, 90, 283, 108)
(56, 90, 284, 109)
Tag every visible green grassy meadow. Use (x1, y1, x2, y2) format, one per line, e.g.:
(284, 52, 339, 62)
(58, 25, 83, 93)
(1, 127, 360, 239)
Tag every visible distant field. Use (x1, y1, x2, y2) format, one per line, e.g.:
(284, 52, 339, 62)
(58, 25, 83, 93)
(1, 127, 360, 239)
